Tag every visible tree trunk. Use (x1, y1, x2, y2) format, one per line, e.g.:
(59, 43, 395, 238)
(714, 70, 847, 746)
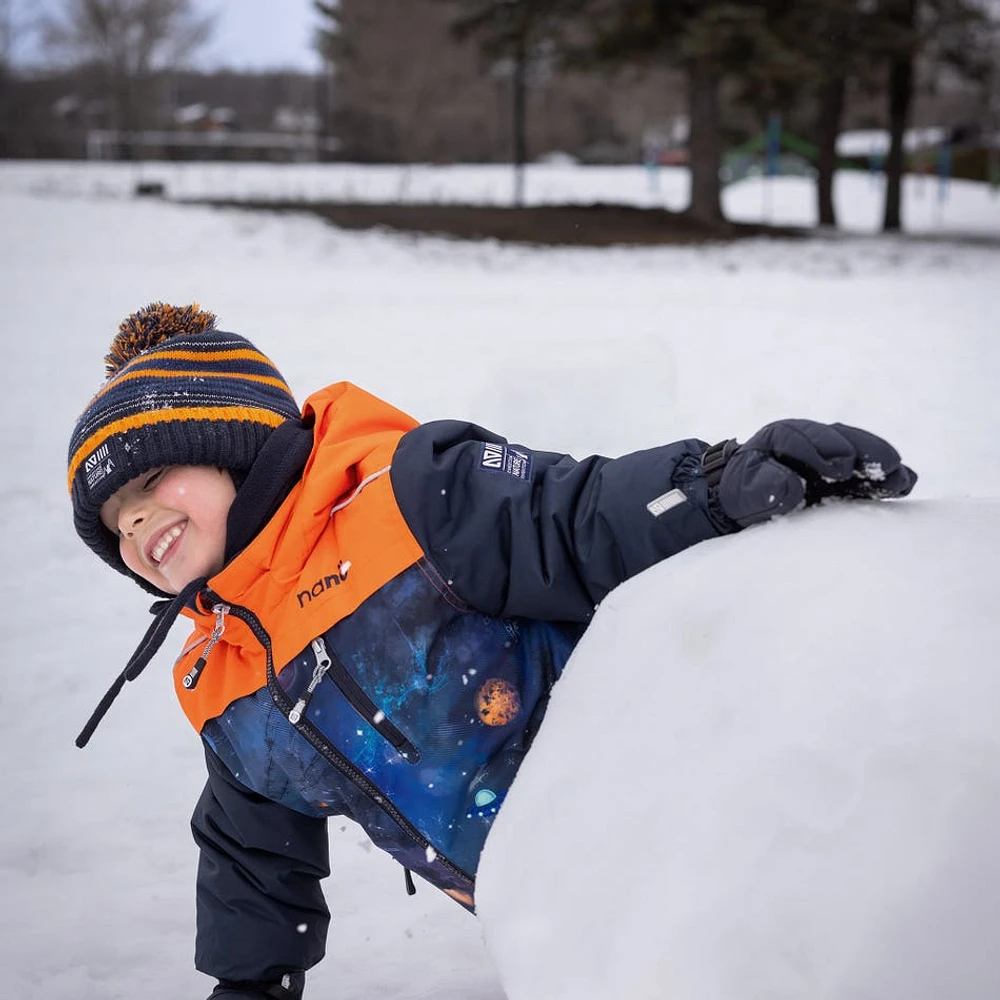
(815, 74, 845, 228)
(511, 43, 527, 207)
(316, 60, 334, 162)
(115, 81, 134, 161)
(112, 70, 142, 162)
(685, 58, 724, 228)
(882, 0, 916, 232)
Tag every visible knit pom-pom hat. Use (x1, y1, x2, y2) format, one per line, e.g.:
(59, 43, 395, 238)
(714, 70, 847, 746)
(68, 303, 301, 594)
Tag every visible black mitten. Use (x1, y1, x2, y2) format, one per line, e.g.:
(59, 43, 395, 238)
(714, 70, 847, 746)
(705, 419, 917, 530)
(209, 972, 304, 1000)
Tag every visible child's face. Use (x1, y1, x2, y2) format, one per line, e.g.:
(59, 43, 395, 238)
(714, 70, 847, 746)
(99, 466, 236, 595)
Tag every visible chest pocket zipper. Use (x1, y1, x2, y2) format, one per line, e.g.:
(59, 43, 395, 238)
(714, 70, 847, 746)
(289, 635, 421, 764)
(288, 639, 332, 723)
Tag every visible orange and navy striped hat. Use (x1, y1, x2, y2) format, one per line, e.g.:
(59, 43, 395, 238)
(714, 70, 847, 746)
(68, 302, 301, 592)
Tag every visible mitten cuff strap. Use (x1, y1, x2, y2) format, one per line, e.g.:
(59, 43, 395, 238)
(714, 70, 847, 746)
(701, 438, 739, 487)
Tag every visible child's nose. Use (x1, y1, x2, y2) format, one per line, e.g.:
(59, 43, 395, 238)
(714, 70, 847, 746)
(120, 505, 146, 538)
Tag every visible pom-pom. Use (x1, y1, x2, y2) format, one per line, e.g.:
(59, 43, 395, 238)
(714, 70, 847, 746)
(104, 302, 218, 377)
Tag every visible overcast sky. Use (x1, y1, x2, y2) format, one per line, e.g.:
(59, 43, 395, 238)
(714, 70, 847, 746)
(197, 0, 321, 72)
(8, 0, 323, 72)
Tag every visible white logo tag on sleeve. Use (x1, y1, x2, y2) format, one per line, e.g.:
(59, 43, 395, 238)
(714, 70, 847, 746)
(646, 488, 688, 517)
(479, 442, 532, 481)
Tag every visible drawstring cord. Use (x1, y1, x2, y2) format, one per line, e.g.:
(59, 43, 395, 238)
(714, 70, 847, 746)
(404, 868, 417, 896)
(75, 577, 206, 748)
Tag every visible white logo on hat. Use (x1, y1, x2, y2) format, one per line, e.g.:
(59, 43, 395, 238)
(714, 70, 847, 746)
(84, 443, 115, 489)
(84, 443, 109, 473)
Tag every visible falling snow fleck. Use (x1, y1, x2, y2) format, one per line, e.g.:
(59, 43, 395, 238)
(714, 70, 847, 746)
(426, 846, 437, 863)
(296, 923, 308, 934)
(373, 710, 385, 724)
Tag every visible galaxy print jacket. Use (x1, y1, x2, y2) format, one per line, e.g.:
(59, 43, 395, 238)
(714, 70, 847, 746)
(176, 382, 726, 983)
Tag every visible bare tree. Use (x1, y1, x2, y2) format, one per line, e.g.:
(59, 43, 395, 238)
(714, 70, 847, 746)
(40, 0, 214, 154)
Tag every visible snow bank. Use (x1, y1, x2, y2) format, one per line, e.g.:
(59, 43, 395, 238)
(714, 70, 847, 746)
(477, 499, 1000, 1000)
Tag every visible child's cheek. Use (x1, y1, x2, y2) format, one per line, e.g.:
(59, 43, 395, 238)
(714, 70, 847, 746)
(120, 539, 143, 577)
(159, 481, 188, 507)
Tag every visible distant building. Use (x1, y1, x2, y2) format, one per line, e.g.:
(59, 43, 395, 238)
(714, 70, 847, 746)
(173, 103, 237, 131)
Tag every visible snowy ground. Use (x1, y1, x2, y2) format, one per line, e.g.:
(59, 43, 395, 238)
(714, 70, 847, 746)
(0, 161, 997, 1000)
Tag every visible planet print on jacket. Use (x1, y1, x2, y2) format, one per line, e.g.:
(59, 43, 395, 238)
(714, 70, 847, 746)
(475, 678, 522, 726)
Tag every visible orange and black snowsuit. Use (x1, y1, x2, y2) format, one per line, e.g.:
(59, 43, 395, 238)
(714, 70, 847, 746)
(176, 382, 725, 983)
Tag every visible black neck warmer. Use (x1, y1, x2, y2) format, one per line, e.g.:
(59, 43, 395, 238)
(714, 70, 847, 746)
(225, 416, 316, 562)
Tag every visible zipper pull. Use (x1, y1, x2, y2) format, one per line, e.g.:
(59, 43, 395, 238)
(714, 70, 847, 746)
(182, 604, 229, 690)
(289, 636, 333, 724)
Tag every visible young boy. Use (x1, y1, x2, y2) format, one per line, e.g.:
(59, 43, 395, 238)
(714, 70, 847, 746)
(69, 303, 916, 1000)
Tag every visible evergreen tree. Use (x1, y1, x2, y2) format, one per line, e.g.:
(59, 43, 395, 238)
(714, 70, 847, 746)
(313, 1, 341, 159)
(436, 0, 580, 205)
(743, 0, 868, 228)
(720, 0, 994, 230)
(568, 1, 814, 227)
(874, 0, 992, 231)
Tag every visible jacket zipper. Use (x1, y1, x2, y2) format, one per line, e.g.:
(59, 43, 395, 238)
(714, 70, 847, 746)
(307, 636, 421, 762)
(182, 603, 229, 690)
(198, 589, 473, 890)
(288, 638, 332, 724)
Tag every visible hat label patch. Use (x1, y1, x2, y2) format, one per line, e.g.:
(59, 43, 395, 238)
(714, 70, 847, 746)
(83, 442, 116, 491)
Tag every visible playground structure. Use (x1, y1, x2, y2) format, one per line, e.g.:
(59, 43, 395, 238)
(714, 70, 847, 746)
(719, 122, 999, 191)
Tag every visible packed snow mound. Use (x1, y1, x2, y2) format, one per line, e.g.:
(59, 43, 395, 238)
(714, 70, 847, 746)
(477, 499, 1000, 1000)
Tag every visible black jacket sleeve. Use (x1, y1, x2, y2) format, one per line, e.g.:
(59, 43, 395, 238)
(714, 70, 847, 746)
(191, 747, 331, 983)
(390, 420, 725, 622)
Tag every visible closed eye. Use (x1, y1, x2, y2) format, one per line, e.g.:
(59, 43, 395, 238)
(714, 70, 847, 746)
(142, 468, 165, 490)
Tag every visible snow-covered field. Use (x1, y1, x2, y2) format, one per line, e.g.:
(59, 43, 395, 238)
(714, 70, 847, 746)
(0, 161, 998, 1000)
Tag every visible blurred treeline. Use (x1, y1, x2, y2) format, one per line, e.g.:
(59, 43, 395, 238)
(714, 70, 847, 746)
(1, 0, 997, 229)
(321, 0, 999, 227)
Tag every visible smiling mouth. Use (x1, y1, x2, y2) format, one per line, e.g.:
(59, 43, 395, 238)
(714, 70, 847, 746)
(149, 523, 185, 565)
